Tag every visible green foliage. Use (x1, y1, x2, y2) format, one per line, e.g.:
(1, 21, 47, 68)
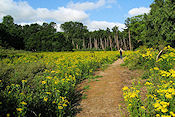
(0, 49, 120, 116)
(122, 46, 175, 117)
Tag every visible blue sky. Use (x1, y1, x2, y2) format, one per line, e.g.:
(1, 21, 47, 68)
(0, 0, 153, 31)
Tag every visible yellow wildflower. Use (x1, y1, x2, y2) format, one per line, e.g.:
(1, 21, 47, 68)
(130, 92, 137, 98)
(141, 106, 146, 110)
(63, 103, 67, 107)
(20, 101, 27, 105)
(0, 80, 2, 83)
(42, 81, 46, 84)
(161, 115, 171, 117)
(58, 106, 63, 109)
(6, 113, 10, 117)
(22, 80, 27, 83)
(145, 82, 153, 86)
(44, 97, 48, 102)
(156, 114, 160, 117)
(46, 76, 52, 79)
(154, 103, 161, 108)
(52, 101, 56, 104)
(54, 80, 59, 84)
(45, 92, 51, 95)
(165, 93, 172, 99)
(16, 108, 23, 112)
(170, 112, 175, 117)
(122, 86, 129, 91)
(161, 107, 168, 113)
(153, 67, 159, 70)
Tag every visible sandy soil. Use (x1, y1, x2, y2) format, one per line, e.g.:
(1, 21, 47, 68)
(75, 59, 141, 117)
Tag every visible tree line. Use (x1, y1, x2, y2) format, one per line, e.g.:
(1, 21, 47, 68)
(0, 0, 174, 52)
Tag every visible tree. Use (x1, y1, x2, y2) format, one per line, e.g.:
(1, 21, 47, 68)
(60, 21, 88, 49)
(143, 0, 175, 48)
(112, 26, 119, 50)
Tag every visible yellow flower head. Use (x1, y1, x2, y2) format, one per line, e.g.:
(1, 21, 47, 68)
(122, 86, 129, 91)
(63, 103, 67, 107)
(145, 82, 153, 86)
(22, 80, 27, 83)
(42, 81, 46, 84)
(44, 97, 48, 102)
(46, 76, 52, 79)
(6, 113, 10, 117)
(161, 107, 168, 113)
(45, 92, 51, 95)
(165, 93, 172, 99)
(153, 67, 159, 71)
(170, 112, 175, 117)
(16, 108, 23, 112)
(58, 106, 63, 110)
(141, 106, 146, 110)
(20, 101, 27, 105)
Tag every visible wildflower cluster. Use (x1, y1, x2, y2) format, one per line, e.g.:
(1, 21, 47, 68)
(0, 50, 120, 116)
(122, 46, 175, 117)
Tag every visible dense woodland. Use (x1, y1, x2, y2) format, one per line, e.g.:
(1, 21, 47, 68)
(0, 0, 174, 51)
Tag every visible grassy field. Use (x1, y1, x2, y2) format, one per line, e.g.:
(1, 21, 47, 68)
(122, 46, 175, 117)
(0, 49, 120, 117)
(1, 46, 175, 117)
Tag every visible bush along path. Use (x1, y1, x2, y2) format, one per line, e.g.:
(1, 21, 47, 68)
(75, 59, 142, 117)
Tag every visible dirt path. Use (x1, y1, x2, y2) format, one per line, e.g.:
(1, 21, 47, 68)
(75, 59, 141, 117)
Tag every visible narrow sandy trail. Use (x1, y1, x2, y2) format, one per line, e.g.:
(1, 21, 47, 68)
(76, 59, 141, 117)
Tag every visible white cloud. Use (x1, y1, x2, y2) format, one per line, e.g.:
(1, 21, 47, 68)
(0, 0, 88, 23)
(19, 21, 44, 26)
(35, 7, 88, 23)
(106, 5, 112, 8)
(67, 0, 105, 11)
(0, 0, 125, 32)
(106, 0, 117, 4)
(86, 21, 125, 31)
(128, 7, 150, 16)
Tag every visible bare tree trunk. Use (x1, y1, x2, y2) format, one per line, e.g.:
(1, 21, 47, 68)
(76, 43, 79, 49)
(104, 38, 107, 49)
(129, 29, 132, 50)
(156, 49, 164, 61)
(100, 38, 105, 50)
(72, 40, 75, 49)
(123, 38, 127, 50)
(96, 39, 98, 49)
(109, 36, 113, 51)
(106, 38, 109, 47)
(116, 33, 119, 50)
(94, 38, 98, 49)
(89, 37, 92, 49)
(83, 38, 86, 49)
(120, 39, 123, 49)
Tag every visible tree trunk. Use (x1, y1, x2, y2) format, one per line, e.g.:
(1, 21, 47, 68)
(83, 38, 86, 49)
(96, 39, 98, 49)
(123, 38, 127, 50)
(116, 33, 119, 50)
(107, 38, 109, 48)
(120, 39, 123, 49)
(104, 38, 107, 49)
(129, 29, 132, 50)
(89, 37, 92, 49)
(72, 40, 75, 49)
(76, 43, 79, 49)
(109, 36, 113, 51)
(100, 38, 105, 50)
(94, 38, 98, 49)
